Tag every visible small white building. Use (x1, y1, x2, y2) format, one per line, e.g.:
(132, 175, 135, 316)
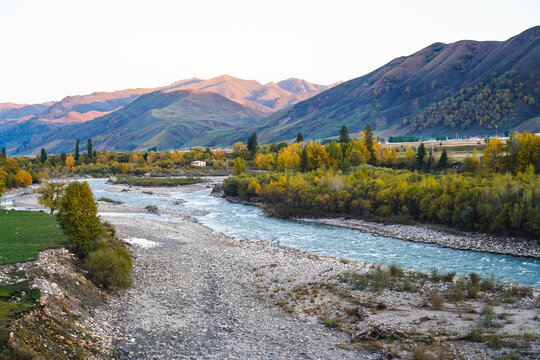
(190, 160, 206, 167)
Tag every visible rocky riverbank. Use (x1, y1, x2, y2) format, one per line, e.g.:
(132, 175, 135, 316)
(97, 212, 539, 359)
(304, 218, 540, 259)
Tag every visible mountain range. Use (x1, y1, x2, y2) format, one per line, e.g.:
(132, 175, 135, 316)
(0, 76, 331, 126)
(224, 25, 540, 144)
(1, 26, 539, 155)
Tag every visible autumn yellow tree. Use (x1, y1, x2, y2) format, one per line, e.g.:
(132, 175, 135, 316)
(65, 155, 76, 168)
(15, 170, 32, 186)
(276, 144, 301, 171)
(482, 138, 505, 173)
(507, 132, 540, 174)
(382, 146, 397, 165)
(35, 177, 68, 214)
(214, 150, 225, 160)
(255, 153, 275, 170)
(346, 139, 370, 165)
(233, 157, 246, 175)
(305, 142, 329, 170)
(405, 147, 415, 162)
(232, 142, 249, 159)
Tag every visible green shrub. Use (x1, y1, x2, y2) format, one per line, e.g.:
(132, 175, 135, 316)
(442, 272, 456, 282)
(372, 266, 391, 291)
(57, 181, 101, 256)
(487, 334, 504, 349)
(469, 272, 481, 285)
(467, 282, 479, 299)
(501, 289, 516, 304)
(450, 278, 466, 301)
(480, 275, 496, 291)
(496, 353, 520, 360)
(322, 316, 339, 329)
(389, 264, 405, 278)
(467, 324, 485, 342)
(85, 242, 132, 289)
(401, 276, 416, 292)
(341, 271, 369, 290)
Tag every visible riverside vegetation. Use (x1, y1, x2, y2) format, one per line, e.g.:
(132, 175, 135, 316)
(224, 127, 540, 238)
(0, 180, 132, 358)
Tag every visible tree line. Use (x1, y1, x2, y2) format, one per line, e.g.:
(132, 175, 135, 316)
(224, 165, 540, 238)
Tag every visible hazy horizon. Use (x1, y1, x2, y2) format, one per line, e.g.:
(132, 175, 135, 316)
(1, 0, 538, 104)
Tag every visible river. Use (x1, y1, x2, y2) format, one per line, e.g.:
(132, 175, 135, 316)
(82, 179, 540, 288)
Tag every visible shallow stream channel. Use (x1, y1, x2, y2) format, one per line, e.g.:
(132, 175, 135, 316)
(81, 179, 540, 288)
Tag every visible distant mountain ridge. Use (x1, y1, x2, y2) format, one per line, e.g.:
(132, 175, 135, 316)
(0, 75, 331, 125)
(3, 89, 265, 154)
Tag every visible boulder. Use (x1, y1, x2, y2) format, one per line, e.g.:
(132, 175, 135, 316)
(145, 205, 159, 215)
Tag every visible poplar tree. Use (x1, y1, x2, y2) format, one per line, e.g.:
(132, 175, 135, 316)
(40, 148, 47, 164)
(87, 139, 93, 159)
(247, 133, 258, 154)
(300, 147, 309, 172)
(416, 143, 426, 168)
(75, 139, 80, 161)
(363, 124, 376, 164)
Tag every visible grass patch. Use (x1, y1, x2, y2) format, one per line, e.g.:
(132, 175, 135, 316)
(0, 211, 66, 265)
(0, 283, 40, 351)
(114, 176, 204, 187)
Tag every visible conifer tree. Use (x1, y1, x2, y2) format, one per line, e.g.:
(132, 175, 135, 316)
(416, 143, 426, 168)
(296, 132, 304, 143)
(339, 125, 350, 144)
(87, 139, 93, 159)
(75, 139, 80, 161)
(40, 148, 47, 164)
(363, 124, 376, 164)
(247, 133, 258, 154)
(300, 147, 309, 172)
(438, 149, 448, 169)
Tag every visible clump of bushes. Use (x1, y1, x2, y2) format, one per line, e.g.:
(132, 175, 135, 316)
(429, 292, 444, 310)
(86, 240, 132, 289)
(57, 181, 132, 289)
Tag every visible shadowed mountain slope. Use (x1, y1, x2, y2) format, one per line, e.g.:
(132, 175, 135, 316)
(3, 90, 264, 154)
(228, 26, 540, 143)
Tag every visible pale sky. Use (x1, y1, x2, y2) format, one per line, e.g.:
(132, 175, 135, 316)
(0, 0, 538, 104)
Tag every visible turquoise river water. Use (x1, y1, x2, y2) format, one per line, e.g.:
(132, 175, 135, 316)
(88, 179, 539, 288)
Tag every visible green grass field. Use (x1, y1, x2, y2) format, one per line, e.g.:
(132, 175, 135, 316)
(0, 210, 66, 265)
